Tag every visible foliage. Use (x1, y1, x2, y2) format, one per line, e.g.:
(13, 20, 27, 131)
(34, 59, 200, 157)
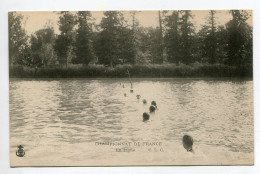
(9, 10, 253, 78)
(30, 27, 57, 67)
(197, 10, 217, 63)
(54, 11, 76, 66)
(10, 63, 252, 78)
(96, 11, 135, 67)
(96, 11, 122, 67)
(178, 10, 195, 64)
(147, 27, 163, 64)
(133, 26, 165, 64)
(226, 10, 253, 67)
(8, 12, 28, 65)
(73, 11, 95, 65)
(133, 26, 151, 64)
(164, 11, 181, 63)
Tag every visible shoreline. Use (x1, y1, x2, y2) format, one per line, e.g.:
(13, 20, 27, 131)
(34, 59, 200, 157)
(9, 77, 253, 81)
(9, 64, 253, 78)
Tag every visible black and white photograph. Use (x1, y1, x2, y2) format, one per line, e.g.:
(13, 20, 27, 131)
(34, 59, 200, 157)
(8, 9, 254, 166)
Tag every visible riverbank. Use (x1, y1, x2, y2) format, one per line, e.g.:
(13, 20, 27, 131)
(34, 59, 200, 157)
(9, 63, 253, 78)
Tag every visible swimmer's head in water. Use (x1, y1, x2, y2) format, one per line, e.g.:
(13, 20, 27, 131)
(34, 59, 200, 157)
(183, 135, 193, 152)
(149, 105, 156, 113)
(143, 112, 150, 121)
(151, 101, 157, 107)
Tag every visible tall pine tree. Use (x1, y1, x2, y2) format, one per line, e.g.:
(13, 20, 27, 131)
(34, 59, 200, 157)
(179, 10, 194, 64)
(197, 10, 217, 63)
(164, 11, 181, 63)
(54, 11, 75, 68)
(97, 11, 122, 67)
(208, 10, 217, 63)
(74, 11, 95, 65)
(96, 11, 134, 67)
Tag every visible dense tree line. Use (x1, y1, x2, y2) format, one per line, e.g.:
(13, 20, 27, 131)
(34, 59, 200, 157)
(9, 10, 253, 69)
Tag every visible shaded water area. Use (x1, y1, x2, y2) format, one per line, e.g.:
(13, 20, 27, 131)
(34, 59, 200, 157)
(9, 78, 254, 166)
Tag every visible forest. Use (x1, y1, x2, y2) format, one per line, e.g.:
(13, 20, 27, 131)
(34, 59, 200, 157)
(9, 10, 253, 78)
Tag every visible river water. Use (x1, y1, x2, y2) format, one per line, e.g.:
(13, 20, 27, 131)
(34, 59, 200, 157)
(9, 78, 254, 166)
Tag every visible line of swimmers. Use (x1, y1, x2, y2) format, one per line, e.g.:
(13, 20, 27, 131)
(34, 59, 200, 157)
(121, 83, 193, 153)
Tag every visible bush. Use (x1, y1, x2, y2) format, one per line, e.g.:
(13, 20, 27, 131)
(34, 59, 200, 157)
(9, 63, 253, 78)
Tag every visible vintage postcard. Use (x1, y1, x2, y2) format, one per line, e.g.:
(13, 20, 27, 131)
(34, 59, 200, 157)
(9, 10, 253, 166)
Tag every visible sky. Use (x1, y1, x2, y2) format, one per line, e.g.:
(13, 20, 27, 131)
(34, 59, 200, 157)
(16, 10, 252, 35)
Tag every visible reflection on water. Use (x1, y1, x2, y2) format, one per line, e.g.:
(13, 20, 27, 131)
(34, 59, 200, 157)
(9, 78, 253, 165)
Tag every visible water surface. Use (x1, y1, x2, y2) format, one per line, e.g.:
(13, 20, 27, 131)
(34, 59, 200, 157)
(9, 78, 254, 166)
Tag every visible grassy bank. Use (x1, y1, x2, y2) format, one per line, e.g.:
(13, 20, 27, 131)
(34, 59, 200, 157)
(9, 63, 253, 78)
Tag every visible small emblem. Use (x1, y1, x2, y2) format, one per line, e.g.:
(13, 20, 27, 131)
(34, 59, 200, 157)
(16, 145, 25, 157)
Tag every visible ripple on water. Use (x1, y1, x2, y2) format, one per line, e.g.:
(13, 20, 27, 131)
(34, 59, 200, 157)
(9, 78, 254, 165)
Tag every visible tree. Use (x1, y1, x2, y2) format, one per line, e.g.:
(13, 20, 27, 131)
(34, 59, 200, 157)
(130, 11, 137, 64)
(226, 10, 252, 67)
(8, 12, 28, 65)
(96, 11, 134, 67)
(73, 11, 95, 65)
(197, 11, 229, 64)
(179, 10, 194, 64)
(118, 27, 135, 64)
(132, 25, 164, 64)
(158, 11, 164, 63)
(164, 11, 181, 63)
(132, 26, 151, 64)
(30, 27, 57, 67)
(215, 26, 229, 64)
(208, 10, 217, 63)
(54, 11, 76, 68)
(30, 35, 43, 67)
(147, 27, 163, 64)
(96, 11, 121, 67)
(197, 10, 217, 63)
